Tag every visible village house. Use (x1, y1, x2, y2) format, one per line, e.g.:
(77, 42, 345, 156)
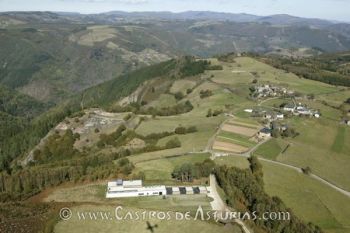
(258, 127, 272, 138)
(283, 103, 295, 112)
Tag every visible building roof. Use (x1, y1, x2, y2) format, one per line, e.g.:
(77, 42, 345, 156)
(123, 180, 142, 187)
(108, 179, 142, 188)
(284, 104, 295, 109)
(260, 128, 272, 134)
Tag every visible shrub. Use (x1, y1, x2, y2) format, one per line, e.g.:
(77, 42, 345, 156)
(175, 126, 187, 134)
(165, 137, 181, 149)
(174, 92, 184, 100)
(200, 90, 213, 99)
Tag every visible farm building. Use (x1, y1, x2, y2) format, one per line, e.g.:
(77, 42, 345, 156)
(106, 179, 208, 198)
(106, 180, 166, 198)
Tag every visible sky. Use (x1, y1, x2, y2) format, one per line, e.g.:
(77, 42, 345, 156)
(0, 0, 349, 22)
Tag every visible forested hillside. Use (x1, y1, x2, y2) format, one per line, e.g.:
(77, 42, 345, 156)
(0, 57, 210, 174)
(256, 52, 350, 87)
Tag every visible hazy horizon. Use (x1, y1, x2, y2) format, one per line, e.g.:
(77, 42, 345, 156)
(0, 0, 349, 22)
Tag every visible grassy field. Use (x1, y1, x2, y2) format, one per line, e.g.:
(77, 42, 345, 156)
(234, 57, 340, 95)
(148, 94, 177, 108)
(252, 119, 350, 191)
(253, 138, 289, 160)
(331, 126, 347, 153)
(132, 153, 211, 181)
(273, 118, 350, 191)
(262, 161, 350, 233)
(45, 183, 213, 212)
(214, 156, 350, 233)
(170, 79, 197, 94)
(53, 205, 240, 233)
(217, 131, 256, 148)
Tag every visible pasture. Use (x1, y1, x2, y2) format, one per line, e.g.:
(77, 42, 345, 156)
(214, 156, 350, 233)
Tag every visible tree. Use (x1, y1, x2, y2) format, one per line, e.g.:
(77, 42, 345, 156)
(248, 156, 264, 185)
(174, 92, 184, 100)
(206, 109, 212, 117)
(172, 163, 196, 182)
(271, 128, 280, 138)
(302, 166, 312, 175)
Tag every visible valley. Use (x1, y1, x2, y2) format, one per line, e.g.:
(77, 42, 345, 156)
(0, 9, 350, 233)
(1, 54, 349, 233)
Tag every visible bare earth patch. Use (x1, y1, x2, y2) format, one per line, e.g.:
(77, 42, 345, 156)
(221, 124, 257, 137)
(124, 138, 146, 150)
(213, 141, 249, 153)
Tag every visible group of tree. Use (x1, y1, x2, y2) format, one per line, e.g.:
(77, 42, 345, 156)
(215, 157, 323, 233)
(259, 55, 350, 87)
(206, 108, 223, 117)
(97, 124, 127, 148)
(174, 126, 198, 134)
(179, 57, 211, 77)
(110, 100, 194, 117)
(32, 129, 80, 163)
(172, 159, 215, 182)
(0, 151, 135, 202)
(271, 127, 299, 139)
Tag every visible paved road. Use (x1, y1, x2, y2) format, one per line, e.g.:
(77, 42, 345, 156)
(208, 174, 252, 233)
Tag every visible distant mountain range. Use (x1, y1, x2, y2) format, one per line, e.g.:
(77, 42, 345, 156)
(1, 10, 350, 104)
(99, 11, 337, 27)
(1, 10, 345, 27)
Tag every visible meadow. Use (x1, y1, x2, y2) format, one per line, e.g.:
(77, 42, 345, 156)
(215, 156, 350, 233)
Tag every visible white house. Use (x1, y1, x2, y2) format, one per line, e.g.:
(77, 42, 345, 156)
(276, 114, 284, 119)
(283, 104, 295, 112)
(244, 109, 253, 113)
